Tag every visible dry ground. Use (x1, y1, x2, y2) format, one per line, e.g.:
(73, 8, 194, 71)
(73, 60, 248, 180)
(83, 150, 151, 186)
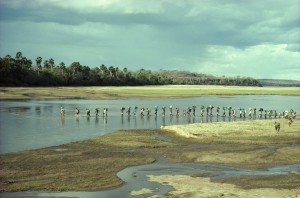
(0, 85, 299, 100)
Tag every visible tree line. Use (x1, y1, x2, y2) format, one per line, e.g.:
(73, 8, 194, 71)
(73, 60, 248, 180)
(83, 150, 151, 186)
(0, 52, 262, 87)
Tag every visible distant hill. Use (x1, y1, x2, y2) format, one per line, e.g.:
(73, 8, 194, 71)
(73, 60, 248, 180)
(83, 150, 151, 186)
(258, 79, 300, 87)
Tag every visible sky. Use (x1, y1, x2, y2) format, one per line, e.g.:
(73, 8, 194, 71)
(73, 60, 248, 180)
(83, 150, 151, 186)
(0, 0, 299, 80)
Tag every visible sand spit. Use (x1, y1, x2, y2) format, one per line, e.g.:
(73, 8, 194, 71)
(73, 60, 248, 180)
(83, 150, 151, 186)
(147, 175, 300, 198)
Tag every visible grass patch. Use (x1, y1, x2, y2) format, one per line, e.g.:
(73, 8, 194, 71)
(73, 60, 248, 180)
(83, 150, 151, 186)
(216, 174, 300, 189)
(1, 120, 299, 192)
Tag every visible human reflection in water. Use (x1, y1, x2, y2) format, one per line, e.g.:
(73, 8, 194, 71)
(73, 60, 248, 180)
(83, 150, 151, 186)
(120, 114, 124, 127)
(75, 116, 79, 127)
(60, 115, 65, 127)
(187, 115, 191, 124)
(86, 115, 90, 125)
(134, 116, 137, 127)
(140, 114, 145, 125)
(103, 116, 107, 126)
(162, 116, 166, 126)
(35, 106, 41, 116)
(154, 115, 158, 127)
(95, 116, 99, 126)
(169, 115, 173, 125)
(175, 115, 179, 125)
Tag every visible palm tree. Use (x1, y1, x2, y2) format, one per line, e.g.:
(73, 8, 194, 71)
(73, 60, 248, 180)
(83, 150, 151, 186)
(115, 67, 119, 78)
(108, 66, 115, 78)
(15, 52, 22, 65)
(123, 67, 128, 78)
(70, 62, 81, 74)
(49, 58, 55, 71)
(43, 60, 50, 70)
(59, 62, 66, 75)
(35, 56, 42, 76)
(99, 64, 107, 76)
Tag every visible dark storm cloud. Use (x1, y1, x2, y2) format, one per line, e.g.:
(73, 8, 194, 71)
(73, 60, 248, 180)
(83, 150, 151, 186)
(0, 0, 299, 80)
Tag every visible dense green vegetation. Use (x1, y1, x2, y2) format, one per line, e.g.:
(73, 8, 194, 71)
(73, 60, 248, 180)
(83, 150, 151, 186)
(0, 52, 262, 86)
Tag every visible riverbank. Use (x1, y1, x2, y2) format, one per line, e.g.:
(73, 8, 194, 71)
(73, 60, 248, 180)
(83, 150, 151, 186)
(1, 119, 299, 196)
(0, 85, 300, 100)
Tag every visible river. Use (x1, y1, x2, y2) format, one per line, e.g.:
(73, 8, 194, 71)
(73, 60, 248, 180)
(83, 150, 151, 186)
(0, 95, 299, 154)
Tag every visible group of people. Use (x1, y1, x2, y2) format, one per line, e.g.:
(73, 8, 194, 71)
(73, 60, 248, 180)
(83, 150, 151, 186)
(120, 105, 297, 120)
(60, 107, 109, 117)
(60, 105, 297, 121)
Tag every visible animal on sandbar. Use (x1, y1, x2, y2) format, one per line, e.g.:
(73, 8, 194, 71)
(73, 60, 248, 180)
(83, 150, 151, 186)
(274, 121, 280, 133)
(288, 117, 293, 127)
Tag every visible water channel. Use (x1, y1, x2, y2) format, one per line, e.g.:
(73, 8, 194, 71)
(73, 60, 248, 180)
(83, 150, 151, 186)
(1, 95, 299, 154)
(0, 95, 299, 197)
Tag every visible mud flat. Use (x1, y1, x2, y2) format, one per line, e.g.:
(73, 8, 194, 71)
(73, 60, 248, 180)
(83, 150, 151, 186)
(0, 119, 299, 197)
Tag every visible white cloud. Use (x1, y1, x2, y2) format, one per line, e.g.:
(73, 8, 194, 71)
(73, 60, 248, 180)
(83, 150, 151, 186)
(194, 44, 300, 80)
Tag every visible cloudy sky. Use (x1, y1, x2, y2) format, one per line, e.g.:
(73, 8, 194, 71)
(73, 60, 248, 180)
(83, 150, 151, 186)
(0, 0, 299, 80)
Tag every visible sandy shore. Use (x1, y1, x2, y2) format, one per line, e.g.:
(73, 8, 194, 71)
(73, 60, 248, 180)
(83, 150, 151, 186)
(163, 119, 299, 143)
(148, 175, 300, 198)
(150, 119, 300, 197)
(0, 85, 299, 100)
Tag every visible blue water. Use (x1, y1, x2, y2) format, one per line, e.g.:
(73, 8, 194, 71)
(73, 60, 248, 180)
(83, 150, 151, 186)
(0, 95, 299, 154)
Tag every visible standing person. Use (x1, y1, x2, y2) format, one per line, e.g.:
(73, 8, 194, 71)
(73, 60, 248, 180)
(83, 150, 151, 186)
(274, 110, 278, 118)
(154, 106, 158, 116)
(249, 108, 252, 118)
(140, 107, 145, 116)
(264, 110, 267, 119)
(183, 109, 186, 117)
(86, 108, 91, 117)
(75, 108, 80, 116)
(162, 106, 166, 116)
(120, 107, 125, 115)
(259, 108, 263, 118)
(216, 106, 220, 117)
(103, 108, 108, 117)
(232, 109, 236, 118)
(146, 108, 151, 116)
(169, 105, 173, 116)
(253, 108, 257, 117)
(95, 108, 99, 117)
(192, 106, 196, 116)
(228, 107, 232, 117)
(209, 105, 214, 116)
(176, 107, 180, 116)
(200, 105, 205, 116)
(269, 110, 273, 119)
(222, 107, 226, 117)
(187, 107, 191, 116)
(206, 106, 210, 116)
(134, 106, 138, 116)
(60, 107, 65, 116)
(127, 107, 131, 116)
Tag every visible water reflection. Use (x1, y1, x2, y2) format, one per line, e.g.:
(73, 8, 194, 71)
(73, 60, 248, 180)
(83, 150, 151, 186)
(0, 95, 299, 154)
(55, 113, 287, 128)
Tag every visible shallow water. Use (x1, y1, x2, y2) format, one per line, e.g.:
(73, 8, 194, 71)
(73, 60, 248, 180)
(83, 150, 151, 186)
(2, 160, 300, 198)
(0, 95, 299, 154)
